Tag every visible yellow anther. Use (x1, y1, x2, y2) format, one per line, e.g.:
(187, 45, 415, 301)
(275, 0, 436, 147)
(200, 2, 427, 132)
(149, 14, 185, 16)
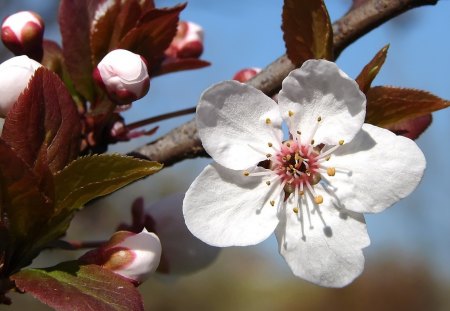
(297, 130, 301, 135)
(314, 195, 324, 204)
(325, 155, 331, 161)
(270, 200, 275, 206)
(243, 171, 250, 176)
(339, 139, 344, 145)
(282, 156, 287, 162)
(266, 181, 271, 186)
(268, 142, 273, 147)
(265, 118, 271, 124)
(295, 153, 302, 161)
(327, 167, 336, 176)
(288, 110, 294, 117)
(317, 116, 322, 122)
(286, 154, 292, 161)
(266, 153, 272, 158)
(299, 191, 305, 196)
(311, 139, 315, 145)
(293, 207, 299, 214)
(286, 142, 291, 147)
(311, 174, 321, 185)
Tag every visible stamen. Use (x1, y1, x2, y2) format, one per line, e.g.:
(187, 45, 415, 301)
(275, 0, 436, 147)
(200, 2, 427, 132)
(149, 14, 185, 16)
(266, 181, 271, 186)
(339, 139, 344, 145)
(310, 139, 315, 145)
(316, 144, 340, 160)
(314, 195, 324, 204)
(306, 116, 321, 145)
(268, 142, 273, 147)
(265, 118, 271, 124)
(327, 167, 336, 176)
(288, 110, 294, 117)
(266, 153, 272, 158)
(270, 200, 275, 206)
(243, 171, 250, 176)
(293, 207, 299, 214)
(317, 116, 322, 122)
(247, 171, 272, 177)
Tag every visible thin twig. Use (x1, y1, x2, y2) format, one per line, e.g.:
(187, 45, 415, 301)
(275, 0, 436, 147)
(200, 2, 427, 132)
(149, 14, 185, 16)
(131, 0, 439, 166)
(127, 106, 196, 131)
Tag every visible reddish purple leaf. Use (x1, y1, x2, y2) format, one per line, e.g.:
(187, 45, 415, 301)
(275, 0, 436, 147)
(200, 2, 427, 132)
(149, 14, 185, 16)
(118, 4, 186, 72)
(12, 262, 144, 311)
(155, 58, 210, 76)
(2, 67, 81, 174)
(0, 140, 50, 242)
(356, 44, 389, 94)
(282, 0, 333, 65)
(59, 0, 100, 101)
(109, 0, 143, 51)
(388, 114, 432, 140)
(365, 86, 450, 128)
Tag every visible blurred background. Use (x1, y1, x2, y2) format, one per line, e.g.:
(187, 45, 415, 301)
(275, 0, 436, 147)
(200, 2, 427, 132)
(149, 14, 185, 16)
(1, 0, 450, 310)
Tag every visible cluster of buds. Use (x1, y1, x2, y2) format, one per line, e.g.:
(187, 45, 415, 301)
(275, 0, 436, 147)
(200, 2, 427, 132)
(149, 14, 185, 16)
(1, 11, 45, 61)
(93, 49, 150, 106)
(79, 229, 162, 285)
(165, 21, 204, 59)
(0, 55, 41, 117)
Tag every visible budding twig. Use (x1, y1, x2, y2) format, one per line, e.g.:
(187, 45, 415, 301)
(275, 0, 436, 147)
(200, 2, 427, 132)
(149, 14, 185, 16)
(127, 106, 196, 131)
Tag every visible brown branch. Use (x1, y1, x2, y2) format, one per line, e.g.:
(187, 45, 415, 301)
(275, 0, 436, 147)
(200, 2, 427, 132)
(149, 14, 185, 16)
(131, 0, 438, 166)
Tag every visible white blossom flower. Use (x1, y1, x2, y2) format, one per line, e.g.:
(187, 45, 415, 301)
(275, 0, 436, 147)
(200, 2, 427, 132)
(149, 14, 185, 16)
(80, 229, 161, 285)
(0, 55, 42, 117)
(93, 49, 150, 105)
(183, 59, 426, 287)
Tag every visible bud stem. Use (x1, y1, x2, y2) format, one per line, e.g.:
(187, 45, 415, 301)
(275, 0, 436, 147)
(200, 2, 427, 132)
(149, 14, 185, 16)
(127, 106, 196, 131)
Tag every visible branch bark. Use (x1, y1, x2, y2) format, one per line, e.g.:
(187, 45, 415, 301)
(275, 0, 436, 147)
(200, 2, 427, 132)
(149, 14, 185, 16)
(131, 0, 438, 166)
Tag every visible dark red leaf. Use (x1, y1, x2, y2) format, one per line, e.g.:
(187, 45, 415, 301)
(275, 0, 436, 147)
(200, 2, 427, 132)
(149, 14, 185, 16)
(365, 86, 450, 128)
(2, 67, 81, 174)
(356, 45, 389, 94)
(388, 114, 432, 140)
(155, 58, 210, 76)
(282, 0, 333, 65)
(109, 0, 143, 50)
(12, 262, 144, 311)
(59, 0, 100, 101)
(0, 139, 50, 242)
(118, 3, 186, 72)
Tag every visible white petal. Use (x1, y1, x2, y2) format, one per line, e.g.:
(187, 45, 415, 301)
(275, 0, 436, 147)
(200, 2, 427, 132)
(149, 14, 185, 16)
(278, 59, 366, 146)
(275, 189, 370, 287)
(329, 124, 426, 213)
(197, 81, 283, 170)
(183, 163, 279, 247)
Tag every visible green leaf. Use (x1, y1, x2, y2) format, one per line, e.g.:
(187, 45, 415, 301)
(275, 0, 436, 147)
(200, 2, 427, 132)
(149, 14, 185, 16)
(11, 261, 144, 311)
(54, 154, 162, 214)
(282, 0, 333, 65)
(365, 86, 450, 128)
(356, 44, 389, 94)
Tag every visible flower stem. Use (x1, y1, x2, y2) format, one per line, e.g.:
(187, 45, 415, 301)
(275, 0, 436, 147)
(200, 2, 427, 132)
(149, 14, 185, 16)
(127, 106, 196, 131)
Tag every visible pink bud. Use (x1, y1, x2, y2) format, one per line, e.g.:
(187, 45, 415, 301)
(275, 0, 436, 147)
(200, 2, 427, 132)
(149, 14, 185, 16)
(93, 49, 150, 105)
(1, 11, 45, 61)
(166, 21, 204, 59)
(80, 229, 161, 285)
(0, 55, 41, 117)
(232, 67, 262, 83)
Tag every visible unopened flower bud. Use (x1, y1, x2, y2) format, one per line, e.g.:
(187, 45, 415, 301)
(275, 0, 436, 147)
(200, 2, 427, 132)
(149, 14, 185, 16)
(232, 67, 262, 83)
(80, 229, 161, 285)
(93, 49, 150, 105)
(1, 11, 45, 61)
(0, 55, 41, 117)
(166, 21, 204, 59)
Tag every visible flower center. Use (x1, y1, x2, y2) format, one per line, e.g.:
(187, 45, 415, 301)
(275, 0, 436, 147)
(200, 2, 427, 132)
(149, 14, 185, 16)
(272, 140, 321, 198)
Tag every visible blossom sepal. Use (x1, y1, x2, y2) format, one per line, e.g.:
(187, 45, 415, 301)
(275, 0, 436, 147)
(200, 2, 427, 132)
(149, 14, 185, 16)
(79, 229, 162, 285)
(93, 49, 150, 106)
(166, 21, 204, 59)
(1, 11, 45, 61)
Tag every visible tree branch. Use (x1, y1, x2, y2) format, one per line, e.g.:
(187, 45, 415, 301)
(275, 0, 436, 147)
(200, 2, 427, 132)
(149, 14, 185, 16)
(131, 0, 438, 166)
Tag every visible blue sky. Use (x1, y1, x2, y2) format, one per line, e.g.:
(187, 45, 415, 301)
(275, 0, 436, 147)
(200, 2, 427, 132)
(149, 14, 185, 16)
(2, 0, 450, 279)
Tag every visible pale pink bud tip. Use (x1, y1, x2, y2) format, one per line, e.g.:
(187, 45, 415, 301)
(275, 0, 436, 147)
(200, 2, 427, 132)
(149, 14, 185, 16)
(233, 68, 262, 83)
(166, 21, 204, 59)
(1, 11, 45, 61)
(0, 55, 42, 117)
(80, 229, 162, 285)
(94, 49, 150, 105)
